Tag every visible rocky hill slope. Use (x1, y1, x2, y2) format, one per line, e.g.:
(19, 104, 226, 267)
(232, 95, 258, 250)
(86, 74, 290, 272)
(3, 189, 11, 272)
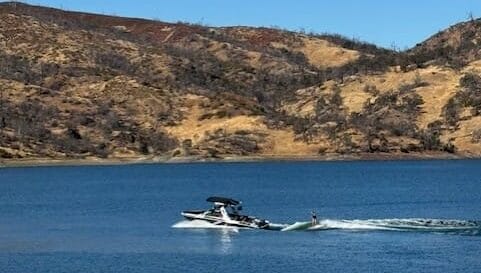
(1, 2, 481, 162)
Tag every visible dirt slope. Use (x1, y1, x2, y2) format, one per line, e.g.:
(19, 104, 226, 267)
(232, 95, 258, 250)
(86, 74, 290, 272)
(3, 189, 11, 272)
(1, 2, 480, 161)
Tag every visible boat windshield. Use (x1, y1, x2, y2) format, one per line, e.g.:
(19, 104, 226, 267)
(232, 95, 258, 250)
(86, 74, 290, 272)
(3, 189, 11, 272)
(226, 204, 241, 215)
(212, 204, 240, 215)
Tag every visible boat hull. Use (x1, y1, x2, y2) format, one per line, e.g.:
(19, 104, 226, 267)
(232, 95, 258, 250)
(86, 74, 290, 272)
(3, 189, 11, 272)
(181, 211, 269, 229)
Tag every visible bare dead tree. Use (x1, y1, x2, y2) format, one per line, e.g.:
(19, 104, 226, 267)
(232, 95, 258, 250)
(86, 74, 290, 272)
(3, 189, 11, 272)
(0, 85, 4, 131)
(467, 11, 475, 22)
(1, 27, 18, 136)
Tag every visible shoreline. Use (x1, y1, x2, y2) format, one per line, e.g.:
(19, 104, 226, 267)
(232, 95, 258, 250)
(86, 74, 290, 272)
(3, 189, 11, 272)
(1, 152, 479, 168)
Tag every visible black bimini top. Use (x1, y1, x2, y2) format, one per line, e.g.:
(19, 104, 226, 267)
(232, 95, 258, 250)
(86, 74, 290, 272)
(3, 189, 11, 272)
(206, 196, 240, 205)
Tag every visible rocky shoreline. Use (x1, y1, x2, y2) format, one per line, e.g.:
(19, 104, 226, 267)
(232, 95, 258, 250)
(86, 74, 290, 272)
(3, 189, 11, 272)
(1, 152, 478, 168)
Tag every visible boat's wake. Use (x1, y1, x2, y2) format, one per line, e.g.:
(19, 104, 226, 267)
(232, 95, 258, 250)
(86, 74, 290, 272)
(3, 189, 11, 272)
(173, 218, 481, 236)
(282, 218, 481, 235)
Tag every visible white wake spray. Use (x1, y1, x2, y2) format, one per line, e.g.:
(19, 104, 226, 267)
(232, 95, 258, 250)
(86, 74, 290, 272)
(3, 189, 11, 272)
(284, 218, 481, 235)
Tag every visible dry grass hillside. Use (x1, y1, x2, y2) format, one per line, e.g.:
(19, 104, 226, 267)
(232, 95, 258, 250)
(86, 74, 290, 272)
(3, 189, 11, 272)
(1, 2, 481, 162)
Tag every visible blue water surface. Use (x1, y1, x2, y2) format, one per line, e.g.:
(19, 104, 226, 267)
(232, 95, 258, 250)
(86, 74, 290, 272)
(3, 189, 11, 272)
(0, 159, 480, 273)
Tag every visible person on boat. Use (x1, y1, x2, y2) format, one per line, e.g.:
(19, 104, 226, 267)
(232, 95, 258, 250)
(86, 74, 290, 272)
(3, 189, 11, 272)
(311, 211, 318, 226)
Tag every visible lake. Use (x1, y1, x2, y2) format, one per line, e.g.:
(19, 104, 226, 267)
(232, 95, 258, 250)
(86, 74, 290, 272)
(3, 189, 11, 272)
(1, 160, 480, 272)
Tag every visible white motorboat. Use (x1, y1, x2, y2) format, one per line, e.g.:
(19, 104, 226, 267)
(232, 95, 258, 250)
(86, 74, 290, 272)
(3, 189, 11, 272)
(181, 196, 273, 229)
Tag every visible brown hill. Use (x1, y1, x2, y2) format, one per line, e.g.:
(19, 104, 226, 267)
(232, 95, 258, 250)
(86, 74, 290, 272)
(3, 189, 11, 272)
(410, 18, 481, 67)
(0, 2, 480, 162)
